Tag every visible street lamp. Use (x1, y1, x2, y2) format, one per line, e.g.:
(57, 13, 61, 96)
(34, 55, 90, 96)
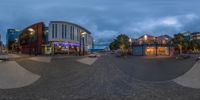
(129, 38, 133, 56)
(129, 38, 132, 47)
(155, 37, 158, 56)
(14, 38, 19, 53)
(144, 35, 148, 43)
(79, 32, 87, 56)
(93, 39, 96, 53)
(28, 28, 35, 55)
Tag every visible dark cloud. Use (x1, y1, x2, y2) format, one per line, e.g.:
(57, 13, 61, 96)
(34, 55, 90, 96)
(0, 0, 200, 44)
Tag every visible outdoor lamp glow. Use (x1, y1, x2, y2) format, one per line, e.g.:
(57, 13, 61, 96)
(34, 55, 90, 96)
(81, 32, 87, 38)
(28, 28, 35, 35)
(81, 32, 87, 35)
(144, 35, 148, 41)
(129, 38, 132, 43)
(28, 28, 35, 32)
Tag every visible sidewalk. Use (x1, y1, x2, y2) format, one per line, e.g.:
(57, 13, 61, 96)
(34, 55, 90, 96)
(174, 61, 200, 89)
(0, 61, 40, 89)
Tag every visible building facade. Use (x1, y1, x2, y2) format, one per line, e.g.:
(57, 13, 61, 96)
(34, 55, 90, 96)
(19, 22, 45, 55)
(190, 32, 200, 41)
(48, 21, 93, 55)
(6, 29, 21, 51)
(0, 37, 3, 53)
(132, 35, 173, 56)
(182, 32, 191, 41)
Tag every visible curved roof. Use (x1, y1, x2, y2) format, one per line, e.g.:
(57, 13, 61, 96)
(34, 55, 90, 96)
(21, 22, 44, 33)
(50, 21, 92, 34)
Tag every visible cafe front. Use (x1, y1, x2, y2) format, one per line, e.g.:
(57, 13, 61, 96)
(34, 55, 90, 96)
(145, 46, 170, 56)
(133, 45, 172, 56)
(43, 42, 80, 55)
(132, 34, 174, 56)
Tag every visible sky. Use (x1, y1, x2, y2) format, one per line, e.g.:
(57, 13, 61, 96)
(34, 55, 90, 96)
(1, 0, 200, 44)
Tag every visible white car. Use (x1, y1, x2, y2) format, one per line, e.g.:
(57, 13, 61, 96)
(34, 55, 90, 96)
(196, 56, 200, 61)
(88, 53, 97, 58)
(0, 54, 9, 61)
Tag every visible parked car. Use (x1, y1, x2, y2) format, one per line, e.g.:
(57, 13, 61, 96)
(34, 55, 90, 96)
(88, 53, 97, 58)
(0, 54, 9, 61)
(196, 56, 200, 61)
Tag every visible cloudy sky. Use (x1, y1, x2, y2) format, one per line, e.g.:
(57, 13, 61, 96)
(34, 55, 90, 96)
(0, 0, 200, 44)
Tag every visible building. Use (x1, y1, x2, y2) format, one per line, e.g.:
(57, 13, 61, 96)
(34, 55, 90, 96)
(0, 34, 3, 53)
(190, 32, 200, 44)
(182, 32, 191, 41)
(48, 21, 93, 55)
(19, 22, 45, 55)
(132, 34, 173, 56)
(0, 41, 3, 53)
(6, 29, 21, 51)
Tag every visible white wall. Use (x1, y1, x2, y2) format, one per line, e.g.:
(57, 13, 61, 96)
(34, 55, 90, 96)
(48, 21, 93, 51)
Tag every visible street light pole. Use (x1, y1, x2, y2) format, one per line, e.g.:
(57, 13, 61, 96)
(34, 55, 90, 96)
(129, 38, 133, 55)
(92, 40, 95, 53)
(79, 33, 82, 56)
(83, 37, 85, 56)
(29, 35, 32, 55)
(28, 28, 35, 56)
(79, 32, 87, 56)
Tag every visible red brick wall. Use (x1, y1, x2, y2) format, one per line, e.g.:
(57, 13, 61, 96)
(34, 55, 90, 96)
(19, 22, 45, 54)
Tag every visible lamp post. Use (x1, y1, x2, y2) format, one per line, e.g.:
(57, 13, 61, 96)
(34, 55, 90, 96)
(144, 34, 148, 44)
(15, 38, 18, 53)
(93, 39, 95, 53)
(79, 32, 87, 56)
(155, 37, 158, 56)
(129, 38, 133, 55)
(28, 28, 35, 55)
(129, 38, 132, 48)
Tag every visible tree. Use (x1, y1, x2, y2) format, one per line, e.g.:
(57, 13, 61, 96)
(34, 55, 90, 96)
(172, 33, 187, 55)
(172, 33, 200, 54)
(109, 34, 129, 51)
(109, 39, 118, 50)
(190, 40, 200, 51)
(117, 34, 129, 51)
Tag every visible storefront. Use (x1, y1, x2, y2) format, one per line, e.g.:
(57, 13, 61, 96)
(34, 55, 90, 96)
(145, 47, 156, 56)
(157, 47, 169, 56)
(42, 44, 52, 55)
(132, 34, 173, 56)
(51, 42, 80, 55)
(133, 45, 172, 56)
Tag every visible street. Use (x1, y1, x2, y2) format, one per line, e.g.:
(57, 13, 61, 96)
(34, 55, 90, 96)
(0, 54, 199, 100)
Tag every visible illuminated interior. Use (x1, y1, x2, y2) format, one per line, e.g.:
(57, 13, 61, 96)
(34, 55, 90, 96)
(53, 42, 80, 54)
(157, 47, 169, 55)
(145, 47, 156, 55)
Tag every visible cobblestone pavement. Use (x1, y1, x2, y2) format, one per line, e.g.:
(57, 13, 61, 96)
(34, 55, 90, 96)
(0, 55, 199, 100)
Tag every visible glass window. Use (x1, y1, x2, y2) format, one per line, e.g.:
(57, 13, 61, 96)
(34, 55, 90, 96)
(52, 24, 54, 38)
(65, 25, 67, 38)
(55, 24, 57, 38)
(70, 26, 73, 40)
(62, 24, 64, 38)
